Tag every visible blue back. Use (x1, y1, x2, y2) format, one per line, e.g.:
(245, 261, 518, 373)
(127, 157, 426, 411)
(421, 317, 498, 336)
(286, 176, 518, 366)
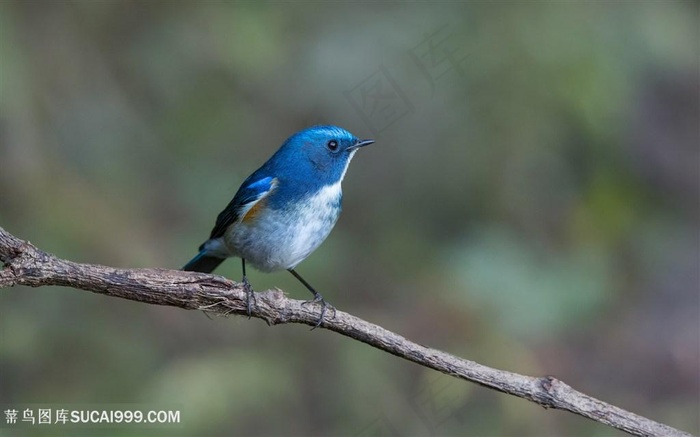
(207, 125, 363, 240)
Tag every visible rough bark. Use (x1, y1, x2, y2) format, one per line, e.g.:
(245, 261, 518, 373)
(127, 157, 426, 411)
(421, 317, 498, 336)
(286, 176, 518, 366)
(0, 227, 692, 437)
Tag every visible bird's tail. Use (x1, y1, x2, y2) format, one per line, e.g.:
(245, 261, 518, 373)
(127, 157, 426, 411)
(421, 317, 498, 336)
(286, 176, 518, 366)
(182, 250, 225, 273)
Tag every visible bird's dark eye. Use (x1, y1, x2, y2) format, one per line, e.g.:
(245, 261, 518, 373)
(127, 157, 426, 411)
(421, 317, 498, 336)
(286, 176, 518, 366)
(327, 140, 339, 151)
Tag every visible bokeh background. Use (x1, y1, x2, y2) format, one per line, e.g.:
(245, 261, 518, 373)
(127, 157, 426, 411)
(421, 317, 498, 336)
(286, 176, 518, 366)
(1, 1, 698, 436)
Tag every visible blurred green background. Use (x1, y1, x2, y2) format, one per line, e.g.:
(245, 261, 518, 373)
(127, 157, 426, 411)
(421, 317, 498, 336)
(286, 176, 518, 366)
(1, 1, 698, 436)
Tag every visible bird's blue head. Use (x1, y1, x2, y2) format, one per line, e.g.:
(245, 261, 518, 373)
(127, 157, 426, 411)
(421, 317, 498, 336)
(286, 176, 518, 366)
(269, 125, 374, 187)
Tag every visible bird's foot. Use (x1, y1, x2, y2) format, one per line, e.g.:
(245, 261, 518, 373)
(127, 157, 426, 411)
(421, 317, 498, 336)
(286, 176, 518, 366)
(301, 292, 336, 330)
(242, 276, 256, 318)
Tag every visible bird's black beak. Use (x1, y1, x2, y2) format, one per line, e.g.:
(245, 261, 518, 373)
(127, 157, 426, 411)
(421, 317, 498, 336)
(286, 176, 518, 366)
(349, 138, 375, 150)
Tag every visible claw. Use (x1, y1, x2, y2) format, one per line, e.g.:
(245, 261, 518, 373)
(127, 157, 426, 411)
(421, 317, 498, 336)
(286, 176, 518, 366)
(302, 293, 336, 329)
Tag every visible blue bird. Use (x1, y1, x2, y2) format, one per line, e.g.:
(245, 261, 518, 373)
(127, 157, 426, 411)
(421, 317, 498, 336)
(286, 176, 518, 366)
(183, 125, 374, 327)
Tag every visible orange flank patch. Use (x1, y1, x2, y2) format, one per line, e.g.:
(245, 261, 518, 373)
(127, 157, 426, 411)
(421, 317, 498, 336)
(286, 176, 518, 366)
(241, 177, 277, 224)
(242, 198, 267, 223)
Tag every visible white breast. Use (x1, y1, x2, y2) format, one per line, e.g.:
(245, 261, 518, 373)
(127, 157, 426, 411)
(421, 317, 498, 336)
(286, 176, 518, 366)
(224, 181, 343, 272)
(284, 181, 342, 268)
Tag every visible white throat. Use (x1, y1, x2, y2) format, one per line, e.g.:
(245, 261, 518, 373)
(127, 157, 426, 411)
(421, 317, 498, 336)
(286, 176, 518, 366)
(339, 149, 358, 182)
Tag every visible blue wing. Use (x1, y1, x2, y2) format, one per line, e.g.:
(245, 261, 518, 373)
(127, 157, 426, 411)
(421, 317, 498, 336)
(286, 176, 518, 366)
(208, 175, 278, 240)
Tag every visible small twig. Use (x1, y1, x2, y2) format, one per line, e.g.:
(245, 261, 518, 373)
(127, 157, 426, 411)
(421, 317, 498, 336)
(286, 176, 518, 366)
(0, 226, 692, 437)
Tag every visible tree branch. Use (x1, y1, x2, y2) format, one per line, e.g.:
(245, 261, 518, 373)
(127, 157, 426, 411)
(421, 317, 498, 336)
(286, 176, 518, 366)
(0, 227, 692, 437)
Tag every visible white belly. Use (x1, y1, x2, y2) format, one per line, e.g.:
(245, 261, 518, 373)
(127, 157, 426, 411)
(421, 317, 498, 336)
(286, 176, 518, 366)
(224, 182, 342, 272)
